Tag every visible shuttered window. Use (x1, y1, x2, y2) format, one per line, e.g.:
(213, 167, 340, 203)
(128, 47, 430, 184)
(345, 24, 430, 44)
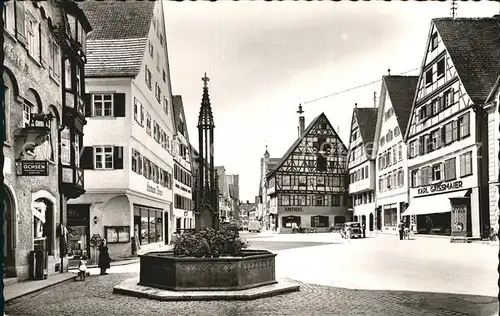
(15, 1, 27, 44)
(459, 151, 472, 177)
(444, 158, 456, 181)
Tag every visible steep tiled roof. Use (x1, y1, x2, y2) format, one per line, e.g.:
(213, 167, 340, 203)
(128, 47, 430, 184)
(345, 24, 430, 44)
(79, 1, 155, 40)
(85, 39, 147, 77)
(172, 95, 190, 140)
(487, 76, 500, 103)
(354, 108, 378, 153)
(266, 113, 323, 178)
(267, 113, 347, 177)
(383, 76, 418, 133)
(267, 158, 281, 172)
(79, 1, 155, 77)
(172, 96, 183, 121)
(433, 17, 500, 104)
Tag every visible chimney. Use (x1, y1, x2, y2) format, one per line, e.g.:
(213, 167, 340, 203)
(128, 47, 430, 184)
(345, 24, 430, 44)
(297, 104, 305, 136)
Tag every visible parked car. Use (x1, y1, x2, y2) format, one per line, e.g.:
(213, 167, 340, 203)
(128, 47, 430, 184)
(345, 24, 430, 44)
(341, 222, 363, 239)
(248, 221, 261, 233)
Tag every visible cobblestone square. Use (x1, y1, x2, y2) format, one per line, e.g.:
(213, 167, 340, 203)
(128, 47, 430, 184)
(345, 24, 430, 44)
(5, 233, 499, 316)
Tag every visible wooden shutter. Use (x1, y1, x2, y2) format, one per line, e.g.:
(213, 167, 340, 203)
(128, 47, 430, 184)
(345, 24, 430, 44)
(15, 1, 27, 44)
(80, 147, 94, 169)
(113, 93, 126, 117)
(83, 94, 92, 117)
(441, 126, 446, 145)
(113, 146, 123, 169)
(435, 129, 441, 149)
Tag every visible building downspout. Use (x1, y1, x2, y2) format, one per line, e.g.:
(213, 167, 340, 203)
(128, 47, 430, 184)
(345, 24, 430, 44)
(58, 125, 64, 273)
(474, 103, 490, 239)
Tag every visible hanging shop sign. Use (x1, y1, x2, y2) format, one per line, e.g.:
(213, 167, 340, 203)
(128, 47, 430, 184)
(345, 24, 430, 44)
(19, 161, 48, 176)
(417, 180, 463, 196)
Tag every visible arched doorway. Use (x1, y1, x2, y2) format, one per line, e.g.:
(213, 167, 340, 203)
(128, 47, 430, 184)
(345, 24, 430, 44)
(33, 198, 55, 255)
(369, 213, 374, 231)
(3, 186, 16, 277)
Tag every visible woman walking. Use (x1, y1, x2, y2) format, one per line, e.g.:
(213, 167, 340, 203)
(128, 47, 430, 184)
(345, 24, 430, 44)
(98, 239, 111, 275)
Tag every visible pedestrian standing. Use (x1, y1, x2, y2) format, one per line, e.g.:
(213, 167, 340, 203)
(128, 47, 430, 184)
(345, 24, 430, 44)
(77, 255, 88, 281)
(362, 222, 366, 238)
(98, 239, 111, 275)
(398, 221, 404, 240)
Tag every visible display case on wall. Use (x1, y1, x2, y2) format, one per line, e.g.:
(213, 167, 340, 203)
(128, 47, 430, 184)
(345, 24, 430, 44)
(104, 226, 130, 243)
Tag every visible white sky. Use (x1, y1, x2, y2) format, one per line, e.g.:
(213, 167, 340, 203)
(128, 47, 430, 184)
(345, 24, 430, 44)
(164, 0, 500, 202)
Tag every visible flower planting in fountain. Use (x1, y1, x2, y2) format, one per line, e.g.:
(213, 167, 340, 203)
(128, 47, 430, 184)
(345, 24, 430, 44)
(172, 229, 250, 258)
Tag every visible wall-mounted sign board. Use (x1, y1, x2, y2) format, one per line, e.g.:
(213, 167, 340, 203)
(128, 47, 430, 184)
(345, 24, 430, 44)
(19, 161, 48, 176)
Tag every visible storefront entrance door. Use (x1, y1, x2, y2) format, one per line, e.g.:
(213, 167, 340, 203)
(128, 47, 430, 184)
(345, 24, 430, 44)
(376, 208, 382, 230)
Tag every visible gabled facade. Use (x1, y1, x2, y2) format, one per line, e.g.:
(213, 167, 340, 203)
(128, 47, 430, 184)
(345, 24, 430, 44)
(70, 1, 176, 259)
(347, 107, 378, 232)
(373, 76, 418, 234)
(266, 112, 351, 233)
(3, 0, 91, 280)
(403, 17, 500, 239)
(485, 76, 500, 234)
(172, 96, 194, 232)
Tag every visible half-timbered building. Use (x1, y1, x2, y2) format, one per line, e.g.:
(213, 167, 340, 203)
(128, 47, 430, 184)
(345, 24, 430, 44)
(373, 76, 418, 234)
(347, 107, 378, 233)
(485, 76, 500, 234)
(3, 0, 91, 279)
(403, 17, 500, 239)
(266, 111, 350, 233)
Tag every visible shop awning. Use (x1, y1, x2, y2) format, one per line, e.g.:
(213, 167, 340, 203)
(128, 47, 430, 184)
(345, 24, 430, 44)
(402, 190, 469, 216)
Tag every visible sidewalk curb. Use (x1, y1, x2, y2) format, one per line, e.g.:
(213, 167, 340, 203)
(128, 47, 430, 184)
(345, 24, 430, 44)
(5, 274, 76, 304)
(69, 258, 140, 271)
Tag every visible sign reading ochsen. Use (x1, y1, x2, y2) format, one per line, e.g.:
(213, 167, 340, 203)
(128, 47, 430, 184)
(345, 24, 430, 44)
(417, 180, 463, 195)
(20, 161, 48, 176)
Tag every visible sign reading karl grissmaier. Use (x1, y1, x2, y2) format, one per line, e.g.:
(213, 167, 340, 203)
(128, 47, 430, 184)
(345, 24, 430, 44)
(417, 180, 463, 195)
(20, 161, 48, 176)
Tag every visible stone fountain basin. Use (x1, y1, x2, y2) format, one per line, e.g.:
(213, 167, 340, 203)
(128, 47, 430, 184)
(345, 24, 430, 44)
(138, 249, 277, 291)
